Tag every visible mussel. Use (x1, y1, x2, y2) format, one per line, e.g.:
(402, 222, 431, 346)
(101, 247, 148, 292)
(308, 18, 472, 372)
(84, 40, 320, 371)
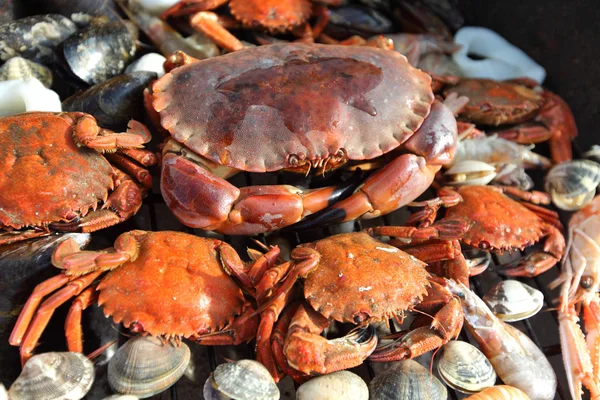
(544, 159, 600, 211)
(108, 336, 190, 398)
(324, 6, 393, 39)
(0, 57, 53, 87)
(369, 359, 447, 399)
(437, 340, 497, 394)
(483, 280, 543, 322)
(203, 359, 279, 400)
(444, 160, 497, 186)
(296, 371, 368, 400)
(8, 352, 94, 400)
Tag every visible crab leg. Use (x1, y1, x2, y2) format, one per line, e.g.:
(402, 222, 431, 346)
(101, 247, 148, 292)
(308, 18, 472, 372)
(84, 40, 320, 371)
(65, 287, 98, 352)
(160, 0, 229, 19)
(72, 114, 151, 151)
(191, 301, 260, 345)
(189, 11, 245, 52)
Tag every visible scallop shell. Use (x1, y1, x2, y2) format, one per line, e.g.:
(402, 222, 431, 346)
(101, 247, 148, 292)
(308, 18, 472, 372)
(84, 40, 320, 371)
(483, 280, 543, 322)
(437, 340, 497, 394)
(0, 57, 52, 87)
(296, 371, 368, 400)
(369, 359, 447, 400)
(545, 160, 600, 211)
(445, 160, 497, 186)
(108, 336, 190, 399)
(8, 352, 94, 400)
(204, 360, 279, 400)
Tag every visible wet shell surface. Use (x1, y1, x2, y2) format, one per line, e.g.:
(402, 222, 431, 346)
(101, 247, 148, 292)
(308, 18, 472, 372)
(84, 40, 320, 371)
(0, 57, 52, 87)
(369, 359, 447, 399)
(204, 359, 279, 400)
(466, 385, 531, 399)
(545, 159, 600, 211)
(444, 160, 497, 186)
(0, 78, 61, 115)
(108, 336, 190, 399)
(437, 340, 497, 393)
(296, 371, 368, 400)
(483, 280, 543, 322)
(8, 352, 94, 400)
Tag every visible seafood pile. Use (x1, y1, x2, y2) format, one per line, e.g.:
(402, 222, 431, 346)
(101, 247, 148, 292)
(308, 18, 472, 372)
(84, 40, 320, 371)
(0, 1, 596, 400)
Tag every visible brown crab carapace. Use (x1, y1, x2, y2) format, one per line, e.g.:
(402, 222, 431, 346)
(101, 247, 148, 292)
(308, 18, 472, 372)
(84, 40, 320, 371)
(147, 43, 459, 235)
(0, 112, 156, 246)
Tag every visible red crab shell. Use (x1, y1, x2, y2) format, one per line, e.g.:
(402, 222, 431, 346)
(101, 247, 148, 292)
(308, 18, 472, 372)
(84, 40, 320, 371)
(151, 43, 434, 172)
(229, 0, 312, 33)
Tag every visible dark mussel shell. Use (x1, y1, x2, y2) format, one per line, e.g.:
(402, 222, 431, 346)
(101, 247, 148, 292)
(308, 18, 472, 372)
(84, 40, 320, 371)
(63, 17, 138, 85)
(0, 14, 77, 63)
(324, 6, 393, 39)
(62, 71, 157, 128)
(14, 0, 114, 27)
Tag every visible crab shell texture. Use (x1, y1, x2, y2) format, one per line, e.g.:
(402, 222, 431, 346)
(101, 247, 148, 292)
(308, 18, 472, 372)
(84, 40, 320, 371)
(445, 186, 548, 252)
(97, 231, 246, 338)
(229, 0, 312, 33)
(151, 43, 434, 173)
(300, 232, 431, 323)
(0, 112, 114, 230)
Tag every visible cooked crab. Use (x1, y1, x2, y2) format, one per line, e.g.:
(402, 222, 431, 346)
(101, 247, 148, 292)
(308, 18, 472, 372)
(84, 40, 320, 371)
(147, 43, 459, 235)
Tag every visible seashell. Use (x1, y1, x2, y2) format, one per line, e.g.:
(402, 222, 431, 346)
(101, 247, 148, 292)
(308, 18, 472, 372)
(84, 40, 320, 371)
(369, 359, 447, 400)
(0, 14, 77, 63)
(494, 164, 534, 191)
(445, 160, 497, 186)
(296, 371, 368, 400)
(584, 145, 600, 164)
(0, 384, 7, 400)
(483, 280, 543, 322)
(138, 0, 180, 15)
(437, 340, 497, 393)
(324, 5, 393, 39)
(8, 352, 94, 400)
(0, 78, 61, 116)
(103, 396, 140, 400)
(125, 53, 166, 77)
(204, 359, 279, 400)
(545, 160, 600, 211)
(453, 27, 546, 83)
(466, 385, 531, 400)
(108, 336, 190, 399)
(14, 0, 110, 28)
(0, 57, 52, 87)
(63, 17, 138, 85)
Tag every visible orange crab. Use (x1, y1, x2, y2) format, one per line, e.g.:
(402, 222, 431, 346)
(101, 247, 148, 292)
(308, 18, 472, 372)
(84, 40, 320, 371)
(253, 228, 466, 381)
(8, 230, 287, 365)
(0, 112, 156, 246)
(410, 185, 566, 277)
(147, 43, 459, 235)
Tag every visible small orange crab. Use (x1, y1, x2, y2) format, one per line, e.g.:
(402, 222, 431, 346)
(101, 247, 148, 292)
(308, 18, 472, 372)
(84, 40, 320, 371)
(0, 112, 156, 246)
(9, 230, 288, 365)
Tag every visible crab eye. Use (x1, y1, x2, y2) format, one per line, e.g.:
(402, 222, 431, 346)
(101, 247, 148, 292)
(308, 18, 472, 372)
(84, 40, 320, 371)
(289, 154, 299, 166)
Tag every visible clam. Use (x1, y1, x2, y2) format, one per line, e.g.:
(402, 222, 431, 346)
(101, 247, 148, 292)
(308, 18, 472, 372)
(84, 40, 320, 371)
(584, 145, 600, 164)
(125, 53, 166, 77)
(483, 280, 543, 322)
(0, 78, 61, 116)
(0, 57, 52, 87)
(296, 371, 368, 400)
(103, 396, 139, 400)
(203, 359, 279, 400)
(108, 336, 190, 399)
(544, 159, 600, 211)
(444, 160, 497, 186)
(369, 359, 447, 400)
(8, 352, 94, 400)
(437, 340, 497, 394)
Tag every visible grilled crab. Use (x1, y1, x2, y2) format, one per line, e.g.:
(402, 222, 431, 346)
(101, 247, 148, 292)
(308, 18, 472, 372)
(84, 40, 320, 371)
(253, 229, 466, 381)
(147, 43, 459, 235)
(0, 112, 156, 246)
(9, 230, 287, 364)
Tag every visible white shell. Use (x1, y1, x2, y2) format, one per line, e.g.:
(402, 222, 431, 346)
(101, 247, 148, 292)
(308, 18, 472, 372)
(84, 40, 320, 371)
(103, 396, 139, 400)
(108, 336, 190, 399)
(453, 27, 546, 83)
(0, 384, 8, 400)
(125, 53, 166, 77)
(0, 57, 52, 87)
(205, 360, 279, 400)
(296, 371, 368, 400)
(545, 160, 600, 211)
(369, 359, 447, 399)
(138, 0, 180, 15)
(0, 78, 61, 115)
(445, 160, 497, 186)
(437, 341, 497, 393)
(483, 280, 544, 322)
(8, 352, 94, 400)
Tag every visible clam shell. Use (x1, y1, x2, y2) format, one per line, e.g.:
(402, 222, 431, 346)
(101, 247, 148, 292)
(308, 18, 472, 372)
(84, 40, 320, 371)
(369, 359, 447, 400)
(483, 280, 543, 322)
(296, 371, 368, 400)
(437, 340, 497, 393)
(8, 352, 94, 400)
(108, 336, 190, 399)
(445, 160, 496, 186)
(545, 160, 600, 211)
(584, 145, 600, 164)
(205, 360, 279, 400)
(0, 78, 61, 115)
(0, 57, 52, 87)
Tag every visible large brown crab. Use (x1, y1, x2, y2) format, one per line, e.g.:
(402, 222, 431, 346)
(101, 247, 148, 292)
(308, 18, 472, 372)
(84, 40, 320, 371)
(9, 230, 285, 364)
(252, 228, 466, 381)
(0, 112, 156, 246)
(147, 43, 459, 235)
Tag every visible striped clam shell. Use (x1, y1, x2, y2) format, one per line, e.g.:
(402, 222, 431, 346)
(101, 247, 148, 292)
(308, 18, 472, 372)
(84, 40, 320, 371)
(0, 57, 52, 87)
(545, 159, 600, 211)
(437, 340, 497, 394)
(483, 280, 543, 322)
